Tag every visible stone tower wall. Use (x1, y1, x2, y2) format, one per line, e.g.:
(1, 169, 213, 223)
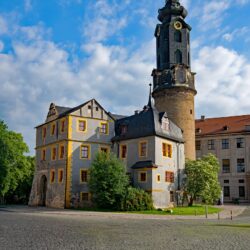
(153, 87, 196, 160)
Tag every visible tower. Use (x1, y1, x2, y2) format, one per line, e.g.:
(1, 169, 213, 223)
(152, 0, 197, 160)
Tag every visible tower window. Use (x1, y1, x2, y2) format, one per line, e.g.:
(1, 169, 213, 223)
(175, 50, 182, 64)
(157, 37, 160, 48)
(174, 31, 182, 42)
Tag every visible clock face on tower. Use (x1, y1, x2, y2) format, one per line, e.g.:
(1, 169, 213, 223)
(174, 21, 182, 30)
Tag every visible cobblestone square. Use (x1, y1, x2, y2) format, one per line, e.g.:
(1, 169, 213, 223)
(0, 206, 250, 250)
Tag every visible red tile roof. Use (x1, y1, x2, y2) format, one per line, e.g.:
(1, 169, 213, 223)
(195, 115, 250, 136)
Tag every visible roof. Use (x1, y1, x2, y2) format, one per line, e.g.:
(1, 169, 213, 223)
(112, 100, 184, 143)
(131, 161, 158, 169)
(55, 106, 71, 116)
(109, 113, 128, 120)
(36, 99, 114, 128)
(195, 115, 250, 136)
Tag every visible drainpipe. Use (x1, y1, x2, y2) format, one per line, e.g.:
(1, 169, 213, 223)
(176, 142, 181, 206)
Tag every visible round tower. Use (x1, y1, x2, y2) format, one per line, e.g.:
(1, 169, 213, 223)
(152, 0, 197, 160)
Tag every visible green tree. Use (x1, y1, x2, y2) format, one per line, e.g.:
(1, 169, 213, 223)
(185, 154, 221, 206)
(89, 152, 129, 210)
(5, 156, 35, 204)
(0, 120, 31, 203)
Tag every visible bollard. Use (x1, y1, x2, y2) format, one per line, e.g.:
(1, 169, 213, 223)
(231, 210, 233, 220)
(205, 206, 208, 219)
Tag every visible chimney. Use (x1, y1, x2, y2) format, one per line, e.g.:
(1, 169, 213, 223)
(201, 115, 205, 121)
(134, 110, 139, 115)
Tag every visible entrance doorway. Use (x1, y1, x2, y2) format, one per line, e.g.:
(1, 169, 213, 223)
(40, 175, 47, 206)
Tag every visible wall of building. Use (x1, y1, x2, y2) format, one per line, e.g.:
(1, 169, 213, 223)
(153, 88, 196, 160)
(196, 134, 250, 202)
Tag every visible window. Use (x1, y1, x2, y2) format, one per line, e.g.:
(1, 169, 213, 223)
(224, 180, 229, 184)
(100, 147, 109, 154)
(175, 50, 182, 64)
(208, 140, 215, 150)
(162, 143, 172, 158)
(174, 31, 182, 42)
(80, 145, 90, 159)
(237, 138, 244, 148)
(195, 140, 201, 150)
(222, 139, 229, 149)
(41, 149, 46, 161)
(239, 179, 245, 184)
(222, 159, 230, 173)
(51, 147, 57, 161)
(58, 169, 63, 183)
(80, 169, 88, 183)
(78, 120, 87, 132)
(100, 122, 108, 134)
(139, 142, 147, 157)
(237, 159, 245, 173)
(60, 119, 66, 133)
(224, 186, 230, 197)
(42, 127, 47, 139)
(50, 170, 55, 184)
(170, 191, 174, 202)
(239, 186, 245, 198)
(50, 123, 56, 136)
(120, 145, 127, 159)
(59, 145, 65, 159)
(165, 171, 174, 183)
(157, 174, 161, 183)
(139, 172, 147, 183)
(81, 192, 90, 202)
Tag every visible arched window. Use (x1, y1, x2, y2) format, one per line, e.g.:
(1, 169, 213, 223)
(174, 31, 182, 42)
(175, 50, 182, 64)
(157, 55, 161, 68)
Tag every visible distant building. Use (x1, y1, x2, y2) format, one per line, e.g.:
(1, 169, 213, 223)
(196, 115, 250, 202)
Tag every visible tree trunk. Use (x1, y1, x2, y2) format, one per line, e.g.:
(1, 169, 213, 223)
(188, 197, 194, 206)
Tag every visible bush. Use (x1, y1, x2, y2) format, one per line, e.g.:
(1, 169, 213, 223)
(121, 187, 154, 211)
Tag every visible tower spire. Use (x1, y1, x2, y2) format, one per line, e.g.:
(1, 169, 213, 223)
(148, 83, 152, 108)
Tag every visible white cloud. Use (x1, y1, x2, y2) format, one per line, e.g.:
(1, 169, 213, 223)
(0, 41, 4, 52)
(223, 27, 250, 42)
(199, 1, 230, 30)
(0, 16, 8, 35)
(193, 46, 250, 118)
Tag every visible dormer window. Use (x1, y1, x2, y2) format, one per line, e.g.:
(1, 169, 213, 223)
(121, 125, 128, 135)
(196, 128, 201, 133)
(161, 117, 169, 131)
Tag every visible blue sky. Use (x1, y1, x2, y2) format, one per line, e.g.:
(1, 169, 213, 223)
(0, 0, 250, 154)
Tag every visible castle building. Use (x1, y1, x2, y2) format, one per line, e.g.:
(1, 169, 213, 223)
(29, 0, 193, 208)
(196, 115, 250, 203)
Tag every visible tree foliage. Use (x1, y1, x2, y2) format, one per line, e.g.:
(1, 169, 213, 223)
(0, 120, 32, 201)
(121, 187, 154, 211)
(89, 152, 129, 209)
(185, 154, 221, 206)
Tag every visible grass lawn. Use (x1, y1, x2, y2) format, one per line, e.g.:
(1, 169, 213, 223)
(125, 205, 222, 216)
(77, 205, 222, 216)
